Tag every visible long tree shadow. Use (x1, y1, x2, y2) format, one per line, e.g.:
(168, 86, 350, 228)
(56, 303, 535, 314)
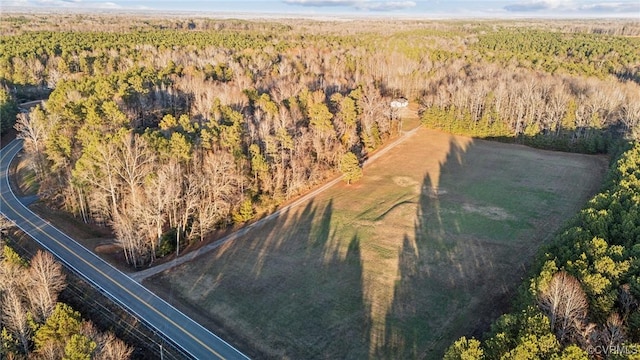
(153, 198, 372, 359)
(150, 129, 604, 359)
(376, 137, 536, 359)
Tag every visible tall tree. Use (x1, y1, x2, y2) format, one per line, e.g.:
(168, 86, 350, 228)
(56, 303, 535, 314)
(1, 288, 30, 354)
(15, 106, 52, 180)
(34, 303, 82, 357)
(27, 251, 66, 323)
(538, 271, 589, 345)
(112, 208, 149, 268)
(115, 132, 155, 206)
(189, 152, 239, 242)
(339, 152, 362, 185)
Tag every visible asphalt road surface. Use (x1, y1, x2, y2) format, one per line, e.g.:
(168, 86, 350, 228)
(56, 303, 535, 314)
(0, 139, 249, 360)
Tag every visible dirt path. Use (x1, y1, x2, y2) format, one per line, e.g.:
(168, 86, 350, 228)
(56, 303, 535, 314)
(131, 117, 421, 282)
(18, 100, 45, 109)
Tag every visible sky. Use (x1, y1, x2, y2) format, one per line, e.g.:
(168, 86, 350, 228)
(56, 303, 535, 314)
(3, 0, 640, 18)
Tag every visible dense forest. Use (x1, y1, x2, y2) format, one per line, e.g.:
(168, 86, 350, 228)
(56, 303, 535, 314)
(419, 63, 640, 153)
(3, 16, 639, 267)
(3, 16, 418, 267)
(0, 237, 132, 359)
(2, 15, 640, 358)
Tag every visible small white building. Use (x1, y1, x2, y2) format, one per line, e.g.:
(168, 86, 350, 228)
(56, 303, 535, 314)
(390, 98, 409, 108)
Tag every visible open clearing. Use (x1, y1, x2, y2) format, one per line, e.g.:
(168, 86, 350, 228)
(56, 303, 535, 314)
(147, 128, 607, 359)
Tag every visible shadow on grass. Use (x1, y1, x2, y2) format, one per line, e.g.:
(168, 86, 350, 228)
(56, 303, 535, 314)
(171, 199, 372, 359)
(374, 131, 609, 358)
(156, 131, 605, 359)
(375, 137, 535, 359)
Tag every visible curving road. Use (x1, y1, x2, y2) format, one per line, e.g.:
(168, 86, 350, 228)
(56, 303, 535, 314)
(0, 139, 248, 360)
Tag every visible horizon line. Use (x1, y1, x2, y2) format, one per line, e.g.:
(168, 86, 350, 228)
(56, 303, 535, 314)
(2, 6, 639, 21)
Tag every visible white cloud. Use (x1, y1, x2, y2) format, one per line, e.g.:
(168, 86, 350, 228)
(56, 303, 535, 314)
(34, 0, 80, 6)
(579, 2, 640, 13)
(95, 1, 121, 9)
(504, 0, 573, 12)
(358, 1, 416, 11)
(4, 0, 122, 8)
(3, 0, 29, 6)
(543, 0, 573, 8)
(505, 0, 640, 13)
(283, 0, 357, 6)
(283, 0, 416, 11)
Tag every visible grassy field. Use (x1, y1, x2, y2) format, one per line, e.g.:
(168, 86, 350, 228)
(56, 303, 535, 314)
(148, 128, 607, 359)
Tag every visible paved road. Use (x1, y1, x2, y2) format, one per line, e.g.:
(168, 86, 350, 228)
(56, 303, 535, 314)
(0, 139, 249, 360)
(132, 125, 422, 282)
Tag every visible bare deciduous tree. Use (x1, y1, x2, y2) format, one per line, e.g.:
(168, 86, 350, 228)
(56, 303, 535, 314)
(115, 132, 155, 206)
(112, 208, 149, 268)
(538, 271, 589, 345)
(27, 251, 66, 323)
(189, 152, 239, 242)
(588, 313, 626, 353)
(37, 340, 64, 360)
(0, 260, 26, 294)
(621, 101, 640, 140)
(94, 332, 133, 360)
(14, 106, 52, 180)
(138, 165, 175, 261)
(2, 288, 31, 354)
(73, 135, 122, 220)
(619, 284, 638, 321)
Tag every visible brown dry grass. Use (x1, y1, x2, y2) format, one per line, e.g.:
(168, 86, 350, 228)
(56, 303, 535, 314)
(149, 128, 606, 359)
